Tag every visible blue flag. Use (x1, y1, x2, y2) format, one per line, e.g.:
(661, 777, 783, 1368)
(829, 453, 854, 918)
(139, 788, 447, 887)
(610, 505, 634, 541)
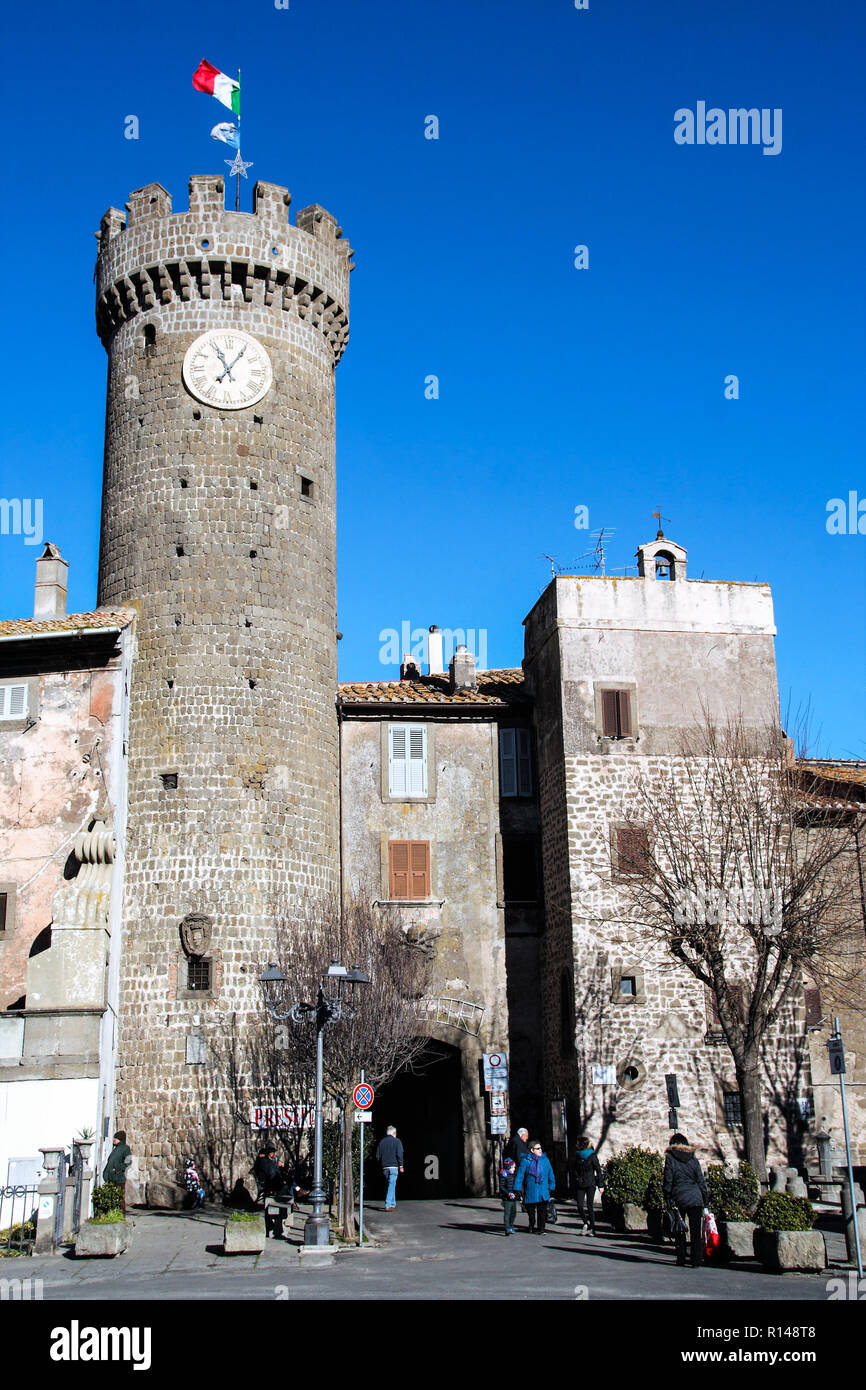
(210, 122, 240, 149)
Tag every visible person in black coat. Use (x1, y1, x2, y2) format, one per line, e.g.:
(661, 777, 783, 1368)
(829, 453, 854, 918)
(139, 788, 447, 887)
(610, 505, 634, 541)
(663, 1133, 709, 1268)
(572, 1136, 604, 1235)
(505, 1128, 530, 1165)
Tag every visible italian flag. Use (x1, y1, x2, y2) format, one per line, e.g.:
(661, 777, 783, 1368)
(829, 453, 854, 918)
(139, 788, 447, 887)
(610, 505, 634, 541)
(192, 60, 240, 115)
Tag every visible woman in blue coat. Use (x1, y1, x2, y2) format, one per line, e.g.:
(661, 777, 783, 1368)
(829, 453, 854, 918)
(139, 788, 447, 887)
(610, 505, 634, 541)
(515, 1140, 556, 1235)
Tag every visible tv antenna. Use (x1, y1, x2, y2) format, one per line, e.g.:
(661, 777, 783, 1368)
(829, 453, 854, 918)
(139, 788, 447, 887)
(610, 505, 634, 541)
(576, 527, 614, 577)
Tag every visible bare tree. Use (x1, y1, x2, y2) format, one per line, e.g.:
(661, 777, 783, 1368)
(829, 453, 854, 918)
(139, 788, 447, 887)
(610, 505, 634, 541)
(610, 716, 863, 1182)
(265, 890, 432, 1240)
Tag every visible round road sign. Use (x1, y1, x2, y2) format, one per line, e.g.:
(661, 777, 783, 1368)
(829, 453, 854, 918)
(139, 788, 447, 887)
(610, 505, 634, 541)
(353, 1082, 374, 1109)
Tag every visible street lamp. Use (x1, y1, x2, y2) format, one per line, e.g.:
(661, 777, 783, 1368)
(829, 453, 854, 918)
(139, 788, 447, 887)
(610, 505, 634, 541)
(259, 956, 369, 1247)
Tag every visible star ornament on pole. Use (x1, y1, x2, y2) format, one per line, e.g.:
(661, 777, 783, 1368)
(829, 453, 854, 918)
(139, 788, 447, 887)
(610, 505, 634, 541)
(225, 150, 253, 179)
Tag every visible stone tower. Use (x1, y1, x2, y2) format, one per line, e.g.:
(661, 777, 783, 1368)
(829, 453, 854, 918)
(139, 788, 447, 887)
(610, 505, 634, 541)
(95, 176, 352, 1183)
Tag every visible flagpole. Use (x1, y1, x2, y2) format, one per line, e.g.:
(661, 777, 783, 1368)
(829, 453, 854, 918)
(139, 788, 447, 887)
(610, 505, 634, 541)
(235, 68, 241, 211)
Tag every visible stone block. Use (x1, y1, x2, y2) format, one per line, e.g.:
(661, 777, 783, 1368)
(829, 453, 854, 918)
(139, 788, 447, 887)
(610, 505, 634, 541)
(719, 1220, 757, 1259)
(756, 1230, 827, 1273)
(786, 1177, 808, 1199)
(74, 1220, 131, 1258)
(146, 1181, 185, 1210)
(622, 1203, 648, 1232)
(769, 1166, 787, 1192)
(224, 1216, 266, 1253)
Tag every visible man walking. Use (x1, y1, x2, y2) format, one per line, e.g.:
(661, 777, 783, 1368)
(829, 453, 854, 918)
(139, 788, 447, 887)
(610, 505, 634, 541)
(572, 1136, 604, 1235)
(375, 1125, 404, 1210)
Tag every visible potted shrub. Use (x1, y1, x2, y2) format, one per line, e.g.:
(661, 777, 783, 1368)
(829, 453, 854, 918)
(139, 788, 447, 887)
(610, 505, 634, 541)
(754, 1191, 826, 1272)
(224, 1209, 266, 1254)
(74, 1183, 131, 1257)
(706, 1162, 759, 1259)
(603, 1146, 664, 1232)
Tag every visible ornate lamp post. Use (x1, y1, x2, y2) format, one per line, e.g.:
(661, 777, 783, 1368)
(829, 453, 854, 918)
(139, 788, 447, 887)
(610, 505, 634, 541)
(259, 958, 370, 1246)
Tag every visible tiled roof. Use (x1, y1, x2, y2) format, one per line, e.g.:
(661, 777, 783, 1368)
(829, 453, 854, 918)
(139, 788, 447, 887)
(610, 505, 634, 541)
(338, 669, 527, 707)
(0, 610, 136, 640)
(796, 759, 866, 790)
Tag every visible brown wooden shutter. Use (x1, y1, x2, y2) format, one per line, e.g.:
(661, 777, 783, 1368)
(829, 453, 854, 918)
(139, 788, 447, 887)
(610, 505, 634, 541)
(617, 826, 649, 875)
(804, 987, 822, 1029)
(601, 689, 619, 737)
(617, 690, 633, 737)
(710, 990, 722, 1025)
(389, 841, 410, 898)
(409, 841, 430, 899)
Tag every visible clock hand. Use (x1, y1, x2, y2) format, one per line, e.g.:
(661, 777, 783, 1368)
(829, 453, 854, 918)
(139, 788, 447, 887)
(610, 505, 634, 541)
(216, 345, 247, 384)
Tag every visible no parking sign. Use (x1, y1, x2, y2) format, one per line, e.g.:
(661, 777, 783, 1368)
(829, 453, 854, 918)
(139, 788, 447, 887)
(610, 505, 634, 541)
(353, 1081, 374, 1109)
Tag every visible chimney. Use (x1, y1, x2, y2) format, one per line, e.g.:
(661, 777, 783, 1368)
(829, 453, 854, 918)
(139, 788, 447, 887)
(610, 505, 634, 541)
(428, 625, 444, 676)
(449, 644, 476, 693)
(34, 542, 68, 618)
(400, 655, 422, 681)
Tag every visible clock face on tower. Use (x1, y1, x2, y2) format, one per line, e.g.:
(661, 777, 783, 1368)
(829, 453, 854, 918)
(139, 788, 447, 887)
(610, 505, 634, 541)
(182, 329, 273, 410)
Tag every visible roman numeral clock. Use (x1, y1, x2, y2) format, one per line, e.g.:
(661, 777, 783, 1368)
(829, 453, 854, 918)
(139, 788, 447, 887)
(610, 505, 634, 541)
(182, 329, 273, 409)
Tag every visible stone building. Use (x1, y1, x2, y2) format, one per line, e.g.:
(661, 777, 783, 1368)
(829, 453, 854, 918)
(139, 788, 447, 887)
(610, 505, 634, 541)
(0, 171, 863, 1196)
(0, 545, 133, 1184)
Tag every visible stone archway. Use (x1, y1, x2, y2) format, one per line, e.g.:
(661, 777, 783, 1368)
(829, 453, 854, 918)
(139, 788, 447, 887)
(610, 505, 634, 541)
(371, 1038, 464, 1198)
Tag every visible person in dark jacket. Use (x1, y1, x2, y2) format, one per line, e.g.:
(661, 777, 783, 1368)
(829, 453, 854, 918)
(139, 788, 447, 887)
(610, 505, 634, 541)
(252, 1145, 284, 1203)
(102, 1130, 132, 1214)
(183, 1156, 205, 1208)
(515, 1141, 556, 1235)
(663, 1133, 709, 1267)
(572, 1136, 604, 1235)
(505, 1128, 530, 1165)
(375, 1126, 404, 1210)
(499, 1156, 520, 1236)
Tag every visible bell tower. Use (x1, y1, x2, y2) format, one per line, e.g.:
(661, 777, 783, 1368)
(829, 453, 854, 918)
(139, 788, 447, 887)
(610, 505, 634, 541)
(95, 175, 353, 1181)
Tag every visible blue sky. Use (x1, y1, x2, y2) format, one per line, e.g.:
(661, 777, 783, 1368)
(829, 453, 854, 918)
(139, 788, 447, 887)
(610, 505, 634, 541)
(1, 0, 863, 755)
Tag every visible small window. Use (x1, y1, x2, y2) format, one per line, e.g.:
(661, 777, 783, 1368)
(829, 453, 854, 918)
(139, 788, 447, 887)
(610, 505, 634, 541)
(187, 958, 212, 992)
(161, 772, 178, 790)
(710, 985, 745, 1027)
(622, 1063, 641, 1083)
(804, 986, 822, 1029)
(723, 1092, 743, 1128)
(499, 728, 533, 797)
(601, 689, 633, 739)
(502, 838, 538, 902)
(616, 826, 650, 876)
(300, 476, 314, 499)
(388, 841, 431, 900)
(143, 324, 157, 357)
(0, 685, 28, 720)
(0, 893, 7, 932)
(388, 724, 428, 798)
(620, 975, 637, 997)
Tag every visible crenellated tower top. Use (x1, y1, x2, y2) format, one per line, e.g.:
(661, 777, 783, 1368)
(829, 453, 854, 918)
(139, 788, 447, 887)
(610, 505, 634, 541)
(95, 175, 354, 364)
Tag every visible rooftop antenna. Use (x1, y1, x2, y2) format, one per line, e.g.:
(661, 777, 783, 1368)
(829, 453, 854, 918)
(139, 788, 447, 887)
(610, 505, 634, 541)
(578, 527, 614, 577)
(542, 554, 558, 578)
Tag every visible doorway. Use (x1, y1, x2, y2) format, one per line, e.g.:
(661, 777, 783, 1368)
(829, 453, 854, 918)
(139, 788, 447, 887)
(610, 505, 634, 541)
(371, 1038, 464, 1198)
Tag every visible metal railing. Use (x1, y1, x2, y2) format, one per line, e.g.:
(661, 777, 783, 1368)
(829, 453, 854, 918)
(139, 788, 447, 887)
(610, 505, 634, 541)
(0, 1185, 39, 1257)
(416, 995, 485, 1036)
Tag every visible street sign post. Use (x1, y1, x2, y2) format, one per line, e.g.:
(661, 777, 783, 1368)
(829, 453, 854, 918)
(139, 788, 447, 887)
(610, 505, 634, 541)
(829, 1021, 862, 1279)
(353, 1082, 374, 1109)
(483, 1052, 508, 1093)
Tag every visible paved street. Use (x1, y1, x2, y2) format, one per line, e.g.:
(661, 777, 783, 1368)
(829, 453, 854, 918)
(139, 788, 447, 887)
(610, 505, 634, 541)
(17, 1199, 847, 1301)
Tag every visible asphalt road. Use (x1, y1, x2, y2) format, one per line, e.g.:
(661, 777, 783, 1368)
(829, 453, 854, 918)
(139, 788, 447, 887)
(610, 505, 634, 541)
(16, 1198, 845, 1302)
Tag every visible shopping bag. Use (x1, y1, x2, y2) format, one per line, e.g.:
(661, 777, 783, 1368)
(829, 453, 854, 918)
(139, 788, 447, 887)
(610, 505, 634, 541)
(703, 1210, 720, 1258)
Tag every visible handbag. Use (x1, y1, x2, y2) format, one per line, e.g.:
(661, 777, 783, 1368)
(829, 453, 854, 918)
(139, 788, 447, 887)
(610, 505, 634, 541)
(546, 1198, 558, 1224)
(664, 1204, 687, 1240)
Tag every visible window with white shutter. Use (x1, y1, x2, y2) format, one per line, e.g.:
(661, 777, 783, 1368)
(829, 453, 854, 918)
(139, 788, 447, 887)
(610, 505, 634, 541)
(499, 727, 533, 797)
(388, 723, 428, 798)
(0, 684, 28, 720)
